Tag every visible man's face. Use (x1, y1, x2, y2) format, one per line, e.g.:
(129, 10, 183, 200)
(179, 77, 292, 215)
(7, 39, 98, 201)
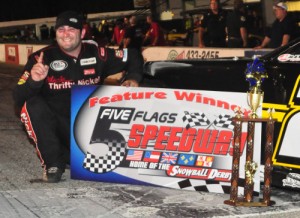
(56, 26, 84, 53)
(273, 7, 286, 20)
(210, 0, 218, 11)
(146, 16, 151, 24)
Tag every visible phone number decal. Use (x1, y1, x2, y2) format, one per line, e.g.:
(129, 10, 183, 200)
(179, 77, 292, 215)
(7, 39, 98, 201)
(186, 50, 220, 59)
(167, 50, 220, 60)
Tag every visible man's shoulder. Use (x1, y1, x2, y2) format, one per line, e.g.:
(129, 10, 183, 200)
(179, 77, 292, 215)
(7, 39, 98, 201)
(283, 14, 296, 25)
(203, 12, 211, 18)
(82, 40, 99, 47)
(226, 10, 235, 18)
(218, 10, 227, 19)
(82, 40, 105, 56)
(238, 11, 247, 23)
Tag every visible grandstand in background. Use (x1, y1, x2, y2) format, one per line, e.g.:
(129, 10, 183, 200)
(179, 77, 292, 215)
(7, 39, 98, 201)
(0, 9, 150, 43)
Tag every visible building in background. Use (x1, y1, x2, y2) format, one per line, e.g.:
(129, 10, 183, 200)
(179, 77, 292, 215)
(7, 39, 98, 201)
(1, 0, 300, 45)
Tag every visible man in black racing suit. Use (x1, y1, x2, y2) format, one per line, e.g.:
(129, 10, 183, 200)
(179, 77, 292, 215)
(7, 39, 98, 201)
(13, 11, 144, 183)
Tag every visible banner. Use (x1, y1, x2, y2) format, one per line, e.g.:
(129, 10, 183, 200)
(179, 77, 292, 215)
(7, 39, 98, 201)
(71, 86, 261, 194)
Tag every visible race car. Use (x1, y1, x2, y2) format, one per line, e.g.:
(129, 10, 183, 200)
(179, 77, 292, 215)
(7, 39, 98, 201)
(143, 37, 300, 106)
(142, 37, 300, 190)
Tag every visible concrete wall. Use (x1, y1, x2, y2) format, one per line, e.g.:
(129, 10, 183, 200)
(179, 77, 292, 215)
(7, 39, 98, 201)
(0, 43, 272, 66)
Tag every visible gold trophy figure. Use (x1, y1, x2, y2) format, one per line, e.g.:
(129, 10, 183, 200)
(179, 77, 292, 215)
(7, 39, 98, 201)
(245, 161, 258, 185)
(245, 61, 268, 119)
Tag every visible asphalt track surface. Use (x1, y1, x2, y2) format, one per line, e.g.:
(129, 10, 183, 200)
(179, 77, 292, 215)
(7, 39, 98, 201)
(1, 62, 300, 218)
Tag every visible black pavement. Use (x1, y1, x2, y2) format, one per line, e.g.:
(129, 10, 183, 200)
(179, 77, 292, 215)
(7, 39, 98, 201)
(1, 62, 300, 218)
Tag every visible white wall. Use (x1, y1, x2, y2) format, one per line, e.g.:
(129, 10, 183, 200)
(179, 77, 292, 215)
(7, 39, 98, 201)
(0, 43, 272, 66)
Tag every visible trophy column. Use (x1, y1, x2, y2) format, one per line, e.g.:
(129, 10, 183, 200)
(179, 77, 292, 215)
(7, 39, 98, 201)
(228, 118, 242, 204)
(244, 121, 255, 203)
(263, 118, 276, 205)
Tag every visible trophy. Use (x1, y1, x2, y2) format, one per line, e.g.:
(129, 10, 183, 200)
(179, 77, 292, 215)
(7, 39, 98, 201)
(245, 58, 268, 118)
(224, 58, 276, 207)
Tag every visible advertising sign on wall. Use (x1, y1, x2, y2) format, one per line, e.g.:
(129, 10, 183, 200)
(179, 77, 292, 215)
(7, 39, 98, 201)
(71, 86, 261, 194)
(5, 44, 19, 65)
(26, 46, 33, 58)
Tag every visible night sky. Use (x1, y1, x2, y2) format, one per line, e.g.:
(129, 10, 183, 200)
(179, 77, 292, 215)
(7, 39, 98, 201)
(0, 0, 134, 22)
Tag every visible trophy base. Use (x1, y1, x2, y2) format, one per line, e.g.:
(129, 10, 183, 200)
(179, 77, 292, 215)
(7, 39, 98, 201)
(224, 198, 276, 207)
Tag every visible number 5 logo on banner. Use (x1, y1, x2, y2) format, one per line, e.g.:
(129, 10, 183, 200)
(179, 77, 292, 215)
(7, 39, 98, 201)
(78, 106, 135, 173)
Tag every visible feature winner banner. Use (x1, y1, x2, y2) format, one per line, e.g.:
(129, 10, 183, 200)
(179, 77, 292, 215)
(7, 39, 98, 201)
(71, 85, 261, 194)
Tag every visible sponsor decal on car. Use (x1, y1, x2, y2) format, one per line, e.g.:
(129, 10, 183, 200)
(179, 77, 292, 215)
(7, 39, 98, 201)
(283, 173, 300, 188)
(278, 54, 300, 62)
(166, 49, 220, 60)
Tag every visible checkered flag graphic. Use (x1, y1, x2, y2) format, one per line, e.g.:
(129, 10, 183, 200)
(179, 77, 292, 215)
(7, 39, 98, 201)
(182, 111, 210, 129)
(213, 114, 234, 130)
(177, 178, 259, 196)
(83, 139, 126, 173)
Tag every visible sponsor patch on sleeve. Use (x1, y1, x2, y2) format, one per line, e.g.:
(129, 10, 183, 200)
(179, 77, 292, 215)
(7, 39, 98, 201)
(115, 49, 128, 62)
(17, 71, 30, 85)
(115, 49, 124, 59)
(98, 47, 107, 60)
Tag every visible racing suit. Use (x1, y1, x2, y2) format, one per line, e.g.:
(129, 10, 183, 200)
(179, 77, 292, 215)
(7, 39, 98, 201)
(13, 41, 144, 171)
